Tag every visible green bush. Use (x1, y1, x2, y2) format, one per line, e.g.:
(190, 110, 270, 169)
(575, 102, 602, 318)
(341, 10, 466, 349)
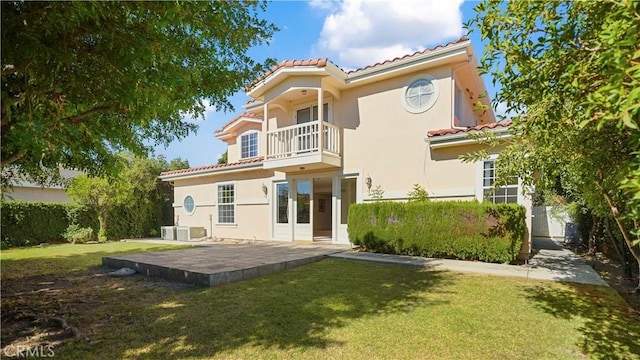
(63, 224, 94, 244)
(1, 202, 69, 248)
(0, 200, 162, 248)
(348, 201, 526, 263)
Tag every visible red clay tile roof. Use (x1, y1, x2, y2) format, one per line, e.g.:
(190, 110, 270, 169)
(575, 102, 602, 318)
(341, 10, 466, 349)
(160, 157, 264, 177)
(214, 112, 262, 135)
(426, 120, 512, 138)
(347, 37, 469, 75)
(247, 58, 331, 90)
(243, 37, 470, 94)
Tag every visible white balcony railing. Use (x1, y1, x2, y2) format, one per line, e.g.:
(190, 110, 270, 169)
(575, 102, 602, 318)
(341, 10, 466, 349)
(267, 121, 341, 160)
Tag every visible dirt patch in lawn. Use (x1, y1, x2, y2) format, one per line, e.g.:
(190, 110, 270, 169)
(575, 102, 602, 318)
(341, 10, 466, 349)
(0, 267, 192, 353)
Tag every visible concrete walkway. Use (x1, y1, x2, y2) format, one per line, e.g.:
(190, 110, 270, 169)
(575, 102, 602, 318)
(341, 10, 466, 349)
(330, 237, 608, 286)
(104, 237, 608, 287)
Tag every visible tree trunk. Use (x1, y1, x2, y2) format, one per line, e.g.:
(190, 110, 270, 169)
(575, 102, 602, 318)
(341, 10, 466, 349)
(588, 214, 599, 255)
(602, 191, 640, 292)
(605, 217, 633, 278)
(97, 211, 108, 242)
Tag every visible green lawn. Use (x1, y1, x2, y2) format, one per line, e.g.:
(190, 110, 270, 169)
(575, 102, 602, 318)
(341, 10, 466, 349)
(2, 243, 639, 359)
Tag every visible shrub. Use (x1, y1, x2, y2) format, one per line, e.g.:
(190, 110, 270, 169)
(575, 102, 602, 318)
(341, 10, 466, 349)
(63, 224, 94, 244)
(348, 201, 526, 263)
(0, 200, 159, 249)
(1, 202, 69, 248)
(407, 184, 430, 202)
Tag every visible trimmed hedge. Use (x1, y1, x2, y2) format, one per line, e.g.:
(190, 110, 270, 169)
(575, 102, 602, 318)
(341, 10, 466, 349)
(1, 202, 70, 248)
(0, 201, 163, 249)
(348, 201, 526, 263)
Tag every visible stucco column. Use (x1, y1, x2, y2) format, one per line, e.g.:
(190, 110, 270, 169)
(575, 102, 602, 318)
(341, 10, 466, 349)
(263, 103, 268, 158)
(317, 87, 323, 153)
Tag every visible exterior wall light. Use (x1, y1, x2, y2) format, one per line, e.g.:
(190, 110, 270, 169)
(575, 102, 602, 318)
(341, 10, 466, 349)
(261, 183, 268, 197)
(365, 175, 372, 193)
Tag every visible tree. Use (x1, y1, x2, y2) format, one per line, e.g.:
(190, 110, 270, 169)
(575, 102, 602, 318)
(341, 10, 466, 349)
(1, 1, 276, 183)
(66, 154, 188, 241)
(217, 150, 228, 165)
(468, 0, 640, 288)
(67, 174, 132, 242)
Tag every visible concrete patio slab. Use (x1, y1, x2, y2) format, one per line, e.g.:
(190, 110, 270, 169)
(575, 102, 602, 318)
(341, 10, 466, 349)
(102, 242, 347, 286)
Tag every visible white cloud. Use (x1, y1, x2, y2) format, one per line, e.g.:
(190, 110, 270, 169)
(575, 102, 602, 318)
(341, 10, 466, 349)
(309, 0, 340, 11)
(312, 0, 464, 68)
(181, 99, 217, 124)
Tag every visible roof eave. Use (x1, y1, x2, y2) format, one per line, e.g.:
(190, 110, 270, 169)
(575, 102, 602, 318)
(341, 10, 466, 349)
(425, 128, 511, 149)
(346, 41, 470, 84)
(159, 162, 264, 181)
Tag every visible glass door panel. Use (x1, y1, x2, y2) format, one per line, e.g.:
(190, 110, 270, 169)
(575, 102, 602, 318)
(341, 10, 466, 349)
(296, 181, 311, 224)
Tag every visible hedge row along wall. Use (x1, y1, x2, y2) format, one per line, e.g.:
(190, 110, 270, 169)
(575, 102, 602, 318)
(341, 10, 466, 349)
(0, 201, 166, 248)
(348, 201, 526, 263)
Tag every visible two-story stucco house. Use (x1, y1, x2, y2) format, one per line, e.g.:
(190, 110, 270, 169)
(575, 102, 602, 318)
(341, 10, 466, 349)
(159, 37, 532, 257)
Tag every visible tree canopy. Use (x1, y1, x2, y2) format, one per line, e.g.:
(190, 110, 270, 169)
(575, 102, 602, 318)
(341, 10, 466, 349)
(1, 1, 276, 183)
(468, 0, 640, 287)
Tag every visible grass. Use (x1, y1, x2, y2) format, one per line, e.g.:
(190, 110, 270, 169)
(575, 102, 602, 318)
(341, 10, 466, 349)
(2, 243, 639, 359)
(0, 242, 190, 280)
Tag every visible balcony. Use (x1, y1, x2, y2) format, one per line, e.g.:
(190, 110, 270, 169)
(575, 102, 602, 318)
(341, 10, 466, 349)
(264, 121, 341, 171)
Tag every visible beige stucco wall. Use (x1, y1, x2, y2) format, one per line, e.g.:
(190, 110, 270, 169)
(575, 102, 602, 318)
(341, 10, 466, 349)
(337, 65, 475, 198)
(171, 169, 276, 240)
(5, 186, 72, 203)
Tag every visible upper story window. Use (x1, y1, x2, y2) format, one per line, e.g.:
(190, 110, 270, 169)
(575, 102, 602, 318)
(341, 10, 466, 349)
(482, 160, 518, 204)
(296, 103, 329, 124)
(401, 74, 439, 114)
(240, 131, 258, 159)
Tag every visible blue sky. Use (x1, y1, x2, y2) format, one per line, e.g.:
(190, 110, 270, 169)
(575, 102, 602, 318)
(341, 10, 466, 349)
(154, 0, 494, 168)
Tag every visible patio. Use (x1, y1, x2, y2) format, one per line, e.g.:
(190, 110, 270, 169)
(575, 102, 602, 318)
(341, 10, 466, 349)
(102, 241, 347, 286)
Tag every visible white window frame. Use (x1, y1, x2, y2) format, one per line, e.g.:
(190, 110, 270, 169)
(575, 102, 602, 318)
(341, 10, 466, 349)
(294, 99, 333, 124)
(216, 182, 236, 225)
(183, 194, 196, 215)
(239, 130, 259, 159)
(401, 74, 439, 114)
(476, 156, 519, 204)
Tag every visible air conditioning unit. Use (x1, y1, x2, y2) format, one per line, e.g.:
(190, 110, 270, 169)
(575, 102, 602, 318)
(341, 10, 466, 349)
(161, 226, 177, 240)
(176, 226, 206, 241)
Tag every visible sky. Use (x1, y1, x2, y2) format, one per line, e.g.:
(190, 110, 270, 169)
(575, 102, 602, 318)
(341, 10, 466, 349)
(153, 0, 495, 169)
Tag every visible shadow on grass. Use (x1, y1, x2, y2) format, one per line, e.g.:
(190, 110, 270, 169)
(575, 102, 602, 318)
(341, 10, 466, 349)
(0, 244, 188, 280)
(525, 283, 640, 359)
(61, 259, 450, 359)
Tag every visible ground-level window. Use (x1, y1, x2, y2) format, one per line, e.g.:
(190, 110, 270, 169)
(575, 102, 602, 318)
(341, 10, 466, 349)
(217, 183, 235, 224)
(183, 195, 195, 215)
(296, 181, 311, 224)
(276, 183, 289, 224)
(482, 160, 518, 204)
(240, 132, 258, 159)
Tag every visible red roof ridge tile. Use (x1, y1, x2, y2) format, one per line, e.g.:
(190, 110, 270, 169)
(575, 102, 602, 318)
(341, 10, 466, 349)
(426, 120, 512, 138)
(246, 58, 334, 91)
(214, 112, 261, 135)
(160, 157, 264, 177)
(347, 36, 469, 75)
